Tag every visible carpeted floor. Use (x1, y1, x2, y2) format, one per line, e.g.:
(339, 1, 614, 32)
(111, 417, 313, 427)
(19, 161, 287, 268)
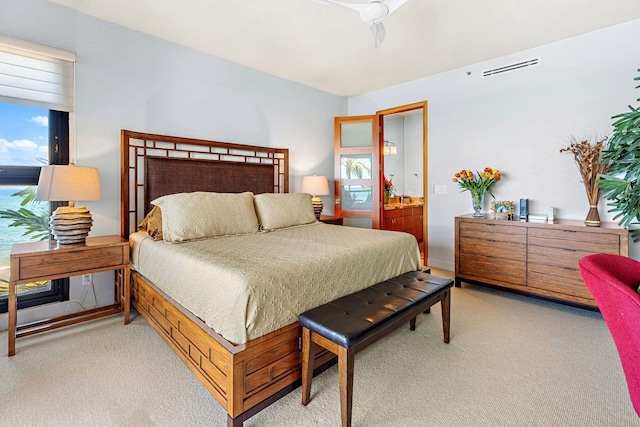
(1, 283, 638, 426)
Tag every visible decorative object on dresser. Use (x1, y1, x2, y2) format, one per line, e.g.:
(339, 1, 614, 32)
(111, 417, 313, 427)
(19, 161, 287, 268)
(599, 69, 640, 241)
(452, 167, 502, 217)
(455, 215, 628, 308)
(7, 235, 129, 356)
(560, 136, 608, 227)
(35, 163, 102, 244)
(527, 213, 548, 223)
(490, 200, 514, 220)
(302, 175, 330, 219)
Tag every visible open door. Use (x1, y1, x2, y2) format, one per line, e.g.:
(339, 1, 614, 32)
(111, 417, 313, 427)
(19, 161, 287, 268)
(334, 115, 380, 229)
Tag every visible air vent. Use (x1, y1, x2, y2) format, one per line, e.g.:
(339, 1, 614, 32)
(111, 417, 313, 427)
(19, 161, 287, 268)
(482, 57, 540, 78)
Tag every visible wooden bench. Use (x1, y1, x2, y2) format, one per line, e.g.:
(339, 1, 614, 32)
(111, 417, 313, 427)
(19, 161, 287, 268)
(299, 271, 453, 427)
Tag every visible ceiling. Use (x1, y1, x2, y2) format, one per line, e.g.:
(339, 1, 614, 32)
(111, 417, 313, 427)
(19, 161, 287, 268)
(47, 0, 640, 97)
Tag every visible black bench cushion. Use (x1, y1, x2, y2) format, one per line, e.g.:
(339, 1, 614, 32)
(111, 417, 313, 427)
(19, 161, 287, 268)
(299, 271, 453, 348)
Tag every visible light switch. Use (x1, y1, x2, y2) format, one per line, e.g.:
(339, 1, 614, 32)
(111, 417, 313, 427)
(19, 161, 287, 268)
(435, 185, 447, 194)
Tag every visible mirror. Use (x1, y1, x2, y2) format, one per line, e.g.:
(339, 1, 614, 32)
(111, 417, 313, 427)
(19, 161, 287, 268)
(382, 109, 424, 200)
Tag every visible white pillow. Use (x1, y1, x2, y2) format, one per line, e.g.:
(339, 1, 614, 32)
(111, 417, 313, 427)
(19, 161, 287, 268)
(151, 191, 259, 243)
(253, 193, 317, 230)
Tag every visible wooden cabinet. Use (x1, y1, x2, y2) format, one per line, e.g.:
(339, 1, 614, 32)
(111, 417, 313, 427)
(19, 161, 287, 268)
(455, 215, 628, 307)
(384, 205, 423, 241)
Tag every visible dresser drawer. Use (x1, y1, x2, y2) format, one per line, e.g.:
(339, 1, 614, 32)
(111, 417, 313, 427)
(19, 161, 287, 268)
(458, 236, 526, 260)
(458, 221, 525, 243)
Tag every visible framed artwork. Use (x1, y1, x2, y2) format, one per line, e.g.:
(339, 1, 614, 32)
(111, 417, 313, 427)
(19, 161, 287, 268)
(491, 200, 515, 220)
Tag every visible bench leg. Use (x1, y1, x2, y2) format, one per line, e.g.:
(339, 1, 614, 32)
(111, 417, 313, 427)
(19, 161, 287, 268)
(409, 317, 416, 331)
(441, 290, 451, 343)
(301, 327, 316, 406)
(338, 345, 355, 427)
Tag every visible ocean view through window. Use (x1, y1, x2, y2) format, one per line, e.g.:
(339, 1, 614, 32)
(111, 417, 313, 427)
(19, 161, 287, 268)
(0, 102, 59, 306)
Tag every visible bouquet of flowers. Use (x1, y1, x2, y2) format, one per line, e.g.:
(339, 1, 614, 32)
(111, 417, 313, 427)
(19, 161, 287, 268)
(452, 167, 502, 216)
(452, 167, 502, 197)
(384, 176, 395, 195)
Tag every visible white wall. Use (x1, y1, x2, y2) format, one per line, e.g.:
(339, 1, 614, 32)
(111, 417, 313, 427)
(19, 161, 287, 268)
(348, 19, 640, 270)
(403, 113, 423, 197)
(383, 115, 404, 193)
(0, 0, 345, 329)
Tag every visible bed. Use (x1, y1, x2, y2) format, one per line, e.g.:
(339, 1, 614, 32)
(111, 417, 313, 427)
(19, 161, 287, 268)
(120, 130, 421, 426)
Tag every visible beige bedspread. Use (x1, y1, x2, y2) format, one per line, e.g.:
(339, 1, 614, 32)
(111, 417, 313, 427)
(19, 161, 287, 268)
(130, 222, 421, 344)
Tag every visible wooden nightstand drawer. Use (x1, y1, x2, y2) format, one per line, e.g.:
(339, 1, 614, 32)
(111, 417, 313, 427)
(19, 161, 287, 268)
(17, 245, 125, 281)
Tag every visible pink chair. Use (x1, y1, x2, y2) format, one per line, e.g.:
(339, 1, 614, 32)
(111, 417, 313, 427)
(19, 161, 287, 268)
(579, 253, 640, 417)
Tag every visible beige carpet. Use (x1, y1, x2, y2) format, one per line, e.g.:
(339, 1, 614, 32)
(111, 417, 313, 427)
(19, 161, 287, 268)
(1, 284, 639, 427)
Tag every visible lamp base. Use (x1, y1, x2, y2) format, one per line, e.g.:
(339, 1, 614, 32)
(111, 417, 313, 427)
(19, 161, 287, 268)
(311, 196, 323, 220)
(49, 206, 93, 245)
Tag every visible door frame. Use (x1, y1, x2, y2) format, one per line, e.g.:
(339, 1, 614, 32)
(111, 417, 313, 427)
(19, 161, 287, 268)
(377, 101, 428, 262)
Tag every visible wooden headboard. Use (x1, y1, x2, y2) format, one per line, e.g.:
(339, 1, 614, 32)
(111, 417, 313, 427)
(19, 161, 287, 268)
(120, 130, 289, 237)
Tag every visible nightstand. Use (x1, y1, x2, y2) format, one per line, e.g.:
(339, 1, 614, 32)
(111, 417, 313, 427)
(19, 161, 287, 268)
(319, 215, 343, 226)
(8, 235, 130, 356)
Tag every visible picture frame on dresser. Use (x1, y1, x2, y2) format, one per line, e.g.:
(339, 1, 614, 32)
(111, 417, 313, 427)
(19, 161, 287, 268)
(491, 200, 515, 220)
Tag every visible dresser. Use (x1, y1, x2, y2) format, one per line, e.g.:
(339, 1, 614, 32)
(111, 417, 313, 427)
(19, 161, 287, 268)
(455, 215, 628, 307)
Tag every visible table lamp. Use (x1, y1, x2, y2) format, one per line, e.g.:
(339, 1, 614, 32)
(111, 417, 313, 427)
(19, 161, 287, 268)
(302, 175, 330, 220)
(36, 163, 102, 245)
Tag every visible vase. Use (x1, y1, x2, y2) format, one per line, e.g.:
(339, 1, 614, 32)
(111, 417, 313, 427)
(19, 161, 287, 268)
(471, 190, 485, 217)
(384, 191, 390, 204)
(585, 204, 601, 227)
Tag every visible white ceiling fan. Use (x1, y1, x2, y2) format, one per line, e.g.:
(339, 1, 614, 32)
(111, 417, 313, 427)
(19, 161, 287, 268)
(315, 0, 409, 47)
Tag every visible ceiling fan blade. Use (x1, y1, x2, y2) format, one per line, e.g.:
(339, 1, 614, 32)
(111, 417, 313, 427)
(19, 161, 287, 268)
(371, 22, 386, 48)
(385, 0, 409, 15)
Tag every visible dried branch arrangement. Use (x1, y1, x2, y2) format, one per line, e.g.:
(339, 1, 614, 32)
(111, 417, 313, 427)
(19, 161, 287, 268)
(560, 136, 608, 225)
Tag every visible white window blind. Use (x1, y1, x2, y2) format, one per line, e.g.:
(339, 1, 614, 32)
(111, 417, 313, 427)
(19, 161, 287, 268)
(0, 36, 75, 112)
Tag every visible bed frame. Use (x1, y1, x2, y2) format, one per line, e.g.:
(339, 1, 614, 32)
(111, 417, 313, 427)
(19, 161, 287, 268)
(120, 130, 335, 426)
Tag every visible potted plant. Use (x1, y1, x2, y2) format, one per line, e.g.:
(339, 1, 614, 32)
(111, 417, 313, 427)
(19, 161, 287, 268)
(598, 69, 640, 241)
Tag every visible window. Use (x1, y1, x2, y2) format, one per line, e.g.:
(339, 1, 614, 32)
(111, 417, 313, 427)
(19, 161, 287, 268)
(0, 105, 70, 312)
(0, 36, 75, 313)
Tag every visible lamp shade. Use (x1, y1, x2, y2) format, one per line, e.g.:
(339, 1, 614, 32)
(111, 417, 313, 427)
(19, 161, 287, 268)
(36, 163, 102, 204)
(301, 175, 329, 196)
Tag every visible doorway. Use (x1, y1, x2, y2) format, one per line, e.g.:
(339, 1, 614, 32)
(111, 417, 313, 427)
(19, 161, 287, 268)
(333, 101, 428, 263)
(378, 102, 428, 262)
